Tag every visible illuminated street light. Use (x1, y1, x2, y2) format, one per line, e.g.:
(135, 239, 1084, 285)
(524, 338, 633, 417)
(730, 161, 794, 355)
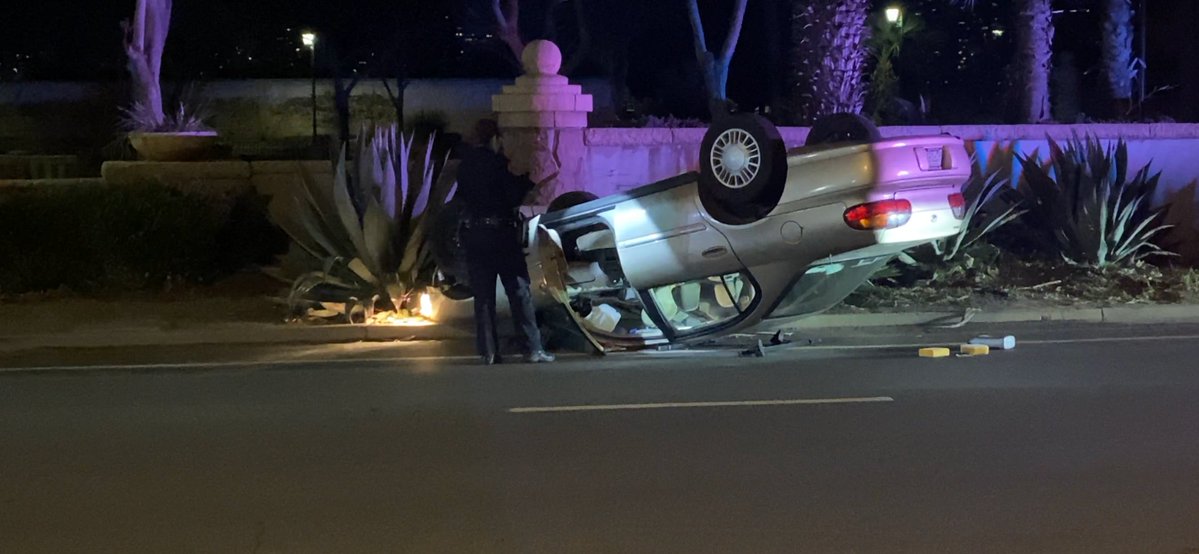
(885, 6, 902, 25)
(991, 27, 1005, 37)
(301, 31, 318, 145)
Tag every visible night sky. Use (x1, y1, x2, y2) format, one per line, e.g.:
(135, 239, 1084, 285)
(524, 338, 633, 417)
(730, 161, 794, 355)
(1, 1, 1195, 121)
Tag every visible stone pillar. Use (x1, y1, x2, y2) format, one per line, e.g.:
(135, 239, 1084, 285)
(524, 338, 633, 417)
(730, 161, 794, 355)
(493, 40, 593, 205)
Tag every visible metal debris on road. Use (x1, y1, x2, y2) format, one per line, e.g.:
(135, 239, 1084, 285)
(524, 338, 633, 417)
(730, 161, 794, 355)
(740, 340, 767, 358)
(969, 335, 1017, 350)
(929, 308, 982, 329)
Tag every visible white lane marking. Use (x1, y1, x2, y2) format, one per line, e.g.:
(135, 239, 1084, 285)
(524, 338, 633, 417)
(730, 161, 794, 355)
(787, 333, 1199, 352)
(508, 396, 894, 414)
(642, 350, 726, 356)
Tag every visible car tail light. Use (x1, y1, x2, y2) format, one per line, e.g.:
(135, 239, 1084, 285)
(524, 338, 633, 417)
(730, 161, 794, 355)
(949, 193, 966, 219)
(844, 199, 912, 230)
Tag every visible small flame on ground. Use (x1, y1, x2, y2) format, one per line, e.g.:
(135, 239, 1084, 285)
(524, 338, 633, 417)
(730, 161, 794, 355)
(366, 310, 434, 326)
(419, 292, 434, 319)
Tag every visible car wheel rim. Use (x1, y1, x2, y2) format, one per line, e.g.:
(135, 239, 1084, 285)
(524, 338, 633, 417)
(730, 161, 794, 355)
(710, 128, 761, 190)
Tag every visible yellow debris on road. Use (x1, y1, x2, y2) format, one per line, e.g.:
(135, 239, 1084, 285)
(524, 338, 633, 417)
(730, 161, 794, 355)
(960, 344, 990, 356)
(919, 347, 951, 358)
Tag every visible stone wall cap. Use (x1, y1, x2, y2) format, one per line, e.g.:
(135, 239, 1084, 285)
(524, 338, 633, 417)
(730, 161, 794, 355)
(522, 40, 563, 76)
(880, 123, 1199, 140)
(584, 128, 677, 146)
(586, 123, 1199, 146)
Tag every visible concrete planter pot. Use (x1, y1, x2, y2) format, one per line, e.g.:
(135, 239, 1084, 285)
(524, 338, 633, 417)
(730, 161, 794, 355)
(129, 131, 219, 161)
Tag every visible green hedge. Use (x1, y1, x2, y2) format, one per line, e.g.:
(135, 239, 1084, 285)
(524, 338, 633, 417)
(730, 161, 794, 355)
(0, 182, 287, 294)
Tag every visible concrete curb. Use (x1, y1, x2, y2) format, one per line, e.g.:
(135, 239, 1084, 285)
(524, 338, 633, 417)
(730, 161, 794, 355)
(1100, 304, 1199, 324)
(2, 304, 1199, 353)
(0, 322, 473, 353)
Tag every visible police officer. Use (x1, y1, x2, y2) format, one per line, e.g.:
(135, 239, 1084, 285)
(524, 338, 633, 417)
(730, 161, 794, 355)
(456, 119, 555, 365)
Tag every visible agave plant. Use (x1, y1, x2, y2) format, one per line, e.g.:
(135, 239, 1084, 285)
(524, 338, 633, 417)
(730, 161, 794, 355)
(931, 143, 1027, 261)
(120, 100, 212, 133)
(270, 125, 458, 321)
(1018, 136, 1172, 268)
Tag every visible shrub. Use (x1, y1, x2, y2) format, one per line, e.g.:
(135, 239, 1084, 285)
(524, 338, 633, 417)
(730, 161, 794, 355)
(1018, 136, 1172, 268)
(638, 114, 708, 128)
(0, 183, 285, 294)
(120, 100, 212, 133)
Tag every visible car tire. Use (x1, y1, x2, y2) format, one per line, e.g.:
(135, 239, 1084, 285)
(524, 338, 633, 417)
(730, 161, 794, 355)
(698, 113, 788, 225)
(547, 191, 599, 214)
(804, 113, 882, 146)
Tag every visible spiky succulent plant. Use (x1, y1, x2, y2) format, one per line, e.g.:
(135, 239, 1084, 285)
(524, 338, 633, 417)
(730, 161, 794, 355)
(271, 126, 458, 320)
(1019, 136, 1172, 268)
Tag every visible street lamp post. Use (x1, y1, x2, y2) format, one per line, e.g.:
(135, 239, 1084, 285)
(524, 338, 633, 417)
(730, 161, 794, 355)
(1140, 0, 1148, 108)
(302, 32, 318, 146)
(885, 5, 903, 26)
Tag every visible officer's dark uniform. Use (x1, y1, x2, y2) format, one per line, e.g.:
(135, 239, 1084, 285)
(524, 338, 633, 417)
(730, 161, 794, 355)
(456, 140, 553, 364)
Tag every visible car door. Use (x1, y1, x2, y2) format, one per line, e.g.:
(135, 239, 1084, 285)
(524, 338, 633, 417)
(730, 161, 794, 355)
(532, 224, 608, 354)
(605, 182, 743, 291)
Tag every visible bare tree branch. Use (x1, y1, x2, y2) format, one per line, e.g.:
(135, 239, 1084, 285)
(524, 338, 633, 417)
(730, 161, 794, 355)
(492, 0, 525, 60)
(719, 0, 747, 63)
(685, 0, 709, 62)
(122, 0, 171, 128)
(687, 0, 746, 108)
(491, 0, 507, 28)
(125, 0, 146, 56)
(146, 0, 172, 78)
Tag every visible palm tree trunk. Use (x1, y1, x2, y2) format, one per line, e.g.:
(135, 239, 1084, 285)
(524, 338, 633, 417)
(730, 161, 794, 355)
(1015, 0, 1054, 123)
(122, 0, 172, 127)
(1103, 0, 1134, 114)
(791, 0, 870, 123)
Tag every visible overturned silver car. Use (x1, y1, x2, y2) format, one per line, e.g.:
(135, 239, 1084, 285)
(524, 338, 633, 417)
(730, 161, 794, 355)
(437, 114, 971, 351)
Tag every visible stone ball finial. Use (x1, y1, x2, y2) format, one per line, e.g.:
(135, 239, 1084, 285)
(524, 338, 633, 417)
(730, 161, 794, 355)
(521, 40, 562, 76)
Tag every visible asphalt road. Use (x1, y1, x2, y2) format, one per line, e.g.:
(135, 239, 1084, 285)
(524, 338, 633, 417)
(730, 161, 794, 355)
(2, 323, 1199, 553)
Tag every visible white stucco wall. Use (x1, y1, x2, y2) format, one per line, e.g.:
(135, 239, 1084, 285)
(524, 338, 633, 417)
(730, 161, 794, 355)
(576, 125, 1199, 209)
